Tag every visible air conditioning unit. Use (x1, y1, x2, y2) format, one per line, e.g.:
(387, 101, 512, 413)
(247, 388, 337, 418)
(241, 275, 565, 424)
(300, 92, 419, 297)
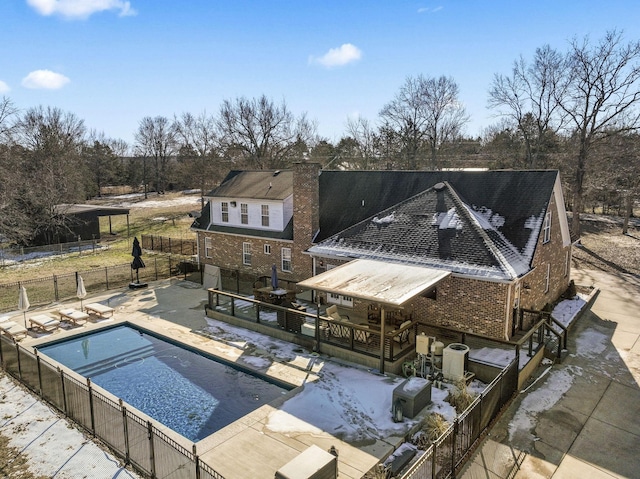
(442, 343, 469, 381)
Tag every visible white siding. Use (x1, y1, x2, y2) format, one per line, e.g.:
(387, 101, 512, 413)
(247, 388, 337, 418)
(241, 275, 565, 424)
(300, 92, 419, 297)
(209, 196, 292, 232)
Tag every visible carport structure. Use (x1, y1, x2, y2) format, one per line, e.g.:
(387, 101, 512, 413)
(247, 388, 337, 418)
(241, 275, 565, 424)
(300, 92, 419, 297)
(298, 259, 450, 373)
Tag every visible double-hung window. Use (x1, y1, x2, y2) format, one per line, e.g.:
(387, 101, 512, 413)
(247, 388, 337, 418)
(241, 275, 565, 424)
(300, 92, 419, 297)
(242, 242, 252, 265)
(543, 211, 552, 243)
(281, 247, 292, 272)
(204, 237, 213, 258)
(261, 205, 269, 227)
(240, 203, 248, 225)
(221, 202, 229, 223)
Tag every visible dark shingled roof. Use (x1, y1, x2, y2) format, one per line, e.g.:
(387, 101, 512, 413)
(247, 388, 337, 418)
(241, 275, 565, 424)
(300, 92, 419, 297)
(313, 170, 559, 279)
(317, 170, 558, 248)
(205, 170, 293, 200)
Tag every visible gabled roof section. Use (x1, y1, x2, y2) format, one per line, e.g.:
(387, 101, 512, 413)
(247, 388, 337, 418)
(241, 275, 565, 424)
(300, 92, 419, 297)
(206, 170, 292, 200)
(311, 174, 555, 280)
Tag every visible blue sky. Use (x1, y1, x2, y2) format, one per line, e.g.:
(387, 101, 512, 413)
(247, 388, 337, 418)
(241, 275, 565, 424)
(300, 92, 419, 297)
(2, 1, 640, 145)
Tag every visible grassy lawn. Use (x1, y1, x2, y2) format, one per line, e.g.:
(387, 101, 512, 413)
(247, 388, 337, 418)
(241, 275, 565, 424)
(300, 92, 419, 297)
(0, 192, 200, 284)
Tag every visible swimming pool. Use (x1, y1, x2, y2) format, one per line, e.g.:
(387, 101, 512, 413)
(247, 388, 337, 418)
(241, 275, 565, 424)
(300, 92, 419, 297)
(38, 324, 290, 441)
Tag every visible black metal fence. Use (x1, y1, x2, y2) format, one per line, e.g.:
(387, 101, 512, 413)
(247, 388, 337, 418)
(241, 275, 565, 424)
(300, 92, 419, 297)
(0, 239, 108, 267)
(142, 235, 197, 256)
(0, 336, 225, 479)
(0, 257, 201, 314)
(399, 358, 519, 479)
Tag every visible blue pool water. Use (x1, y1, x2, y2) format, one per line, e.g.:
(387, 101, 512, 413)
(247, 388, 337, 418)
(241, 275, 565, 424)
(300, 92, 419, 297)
(38, 325, 289, 441)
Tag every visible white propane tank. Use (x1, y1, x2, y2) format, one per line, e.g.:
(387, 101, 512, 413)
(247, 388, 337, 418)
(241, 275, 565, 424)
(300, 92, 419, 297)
(442, 343, 469, 381)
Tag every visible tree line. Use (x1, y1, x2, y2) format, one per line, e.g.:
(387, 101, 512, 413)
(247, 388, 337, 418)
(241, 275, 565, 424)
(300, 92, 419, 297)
(1, 30, 639, 246)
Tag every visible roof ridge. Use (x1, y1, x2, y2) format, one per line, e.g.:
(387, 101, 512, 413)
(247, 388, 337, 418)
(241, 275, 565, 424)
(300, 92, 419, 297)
(442, 181, 523, 279)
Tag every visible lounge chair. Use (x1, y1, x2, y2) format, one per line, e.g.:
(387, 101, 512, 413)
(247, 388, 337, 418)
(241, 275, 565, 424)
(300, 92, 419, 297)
(84, 303, 115, 318)
(0, 320, 28, 341)
(59, 308, 89, 326)
(29, 314, 60, 332)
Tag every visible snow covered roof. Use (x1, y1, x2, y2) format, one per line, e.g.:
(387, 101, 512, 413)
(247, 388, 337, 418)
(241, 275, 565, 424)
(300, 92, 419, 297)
(297, 259, 451, 306)
(309, 178, 553, 280)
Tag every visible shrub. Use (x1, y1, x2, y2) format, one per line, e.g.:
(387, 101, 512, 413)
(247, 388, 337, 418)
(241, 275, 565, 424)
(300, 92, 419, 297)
(446, 379, 476, 413)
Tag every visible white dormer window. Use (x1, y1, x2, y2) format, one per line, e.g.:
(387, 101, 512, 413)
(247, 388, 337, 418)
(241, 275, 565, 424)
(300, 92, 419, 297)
(221, 202, 229, 223)
(240, 203, 248, 224)
(543, 211, 552, 243)
(261, 205, 270, 227)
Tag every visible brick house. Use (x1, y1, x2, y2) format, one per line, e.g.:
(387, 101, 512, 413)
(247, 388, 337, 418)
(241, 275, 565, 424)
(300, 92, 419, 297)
(193, 163, 571, 341)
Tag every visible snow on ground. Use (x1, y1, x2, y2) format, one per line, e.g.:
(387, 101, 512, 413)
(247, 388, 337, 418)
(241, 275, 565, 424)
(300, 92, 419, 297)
(508, 365, 583, 445)
(506, 294, 593, 447)
(0, 374, 140, 479)
(106, 192, 201, 209)
(551, 294, 588, 327)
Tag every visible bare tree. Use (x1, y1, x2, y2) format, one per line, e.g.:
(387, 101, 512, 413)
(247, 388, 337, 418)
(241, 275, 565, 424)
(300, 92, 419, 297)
(488, 45, 566, 167)
(558, 30, 640, 237)
(173, 111, 221, 207)
(380, 75, 468, 169)
(217, 95, 317, 169)
(134, 116, 177, 197)
(379, 76, 430, 170)
(423, 75, 469, 167)
(0, 97, 26, 243)
(83, 131, 123, 197)
(345, 116, 380, 169)
(15, 106, 87, 243)
(0, 96, 18, 144)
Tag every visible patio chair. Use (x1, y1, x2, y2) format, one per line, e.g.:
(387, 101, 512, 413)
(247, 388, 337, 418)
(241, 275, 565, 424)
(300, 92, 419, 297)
(326, 305, 349, 321)
(29, 314, 60, 332)
(353, 326, 372, 344)
(59, 308, 89, 326)
(0, 320, 28, 341)
(393, 320, 412, 347)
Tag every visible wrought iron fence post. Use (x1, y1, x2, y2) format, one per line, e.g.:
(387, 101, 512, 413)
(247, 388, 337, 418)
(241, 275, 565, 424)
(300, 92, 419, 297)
(59, 367, 68, 415)
(53, 275, 59, 301)
(121, 400, 130, 465)
(105, 267, 109, 290)
(432, 441, 437, 478)
(14, 342, 23, 381)
(87, 378, 96, 434)
(155, 258, 158, 281)
(36, 353, 42, 396)
(147, 421, 156, 479)
(231, 297, 235, 317)
(452, 418, 459, 478)
(193, 445, 201, 479)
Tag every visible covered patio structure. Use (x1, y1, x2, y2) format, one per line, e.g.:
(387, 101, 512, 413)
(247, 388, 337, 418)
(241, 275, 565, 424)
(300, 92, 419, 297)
(298, 259, 450, 373)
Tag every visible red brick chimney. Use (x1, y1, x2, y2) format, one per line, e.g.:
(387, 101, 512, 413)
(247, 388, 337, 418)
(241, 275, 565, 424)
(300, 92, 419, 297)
(292, 162, 321, 276)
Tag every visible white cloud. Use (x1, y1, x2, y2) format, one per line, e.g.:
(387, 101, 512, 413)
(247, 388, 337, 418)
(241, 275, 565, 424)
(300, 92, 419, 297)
(418, 6, 443, 13)
(0, 80, 10, 93)
(26, 0, 136, 19)
(22, 70, 70, 90)
(309, 43, 362, 68)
